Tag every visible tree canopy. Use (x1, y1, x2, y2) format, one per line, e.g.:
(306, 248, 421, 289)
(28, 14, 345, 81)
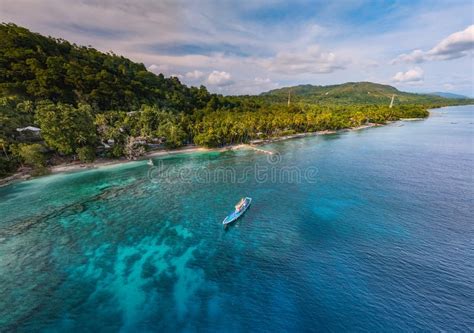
(0, 23, 213, 112)
(35, 102, 97, 154)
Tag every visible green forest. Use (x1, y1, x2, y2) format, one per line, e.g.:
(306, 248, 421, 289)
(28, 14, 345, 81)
(259, 82, 471, 105)
(0, 23, 471, 177)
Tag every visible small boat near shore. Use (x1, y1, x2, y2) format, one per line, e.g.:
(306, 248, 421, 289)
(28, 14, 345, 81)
(222, 197, 252, 225)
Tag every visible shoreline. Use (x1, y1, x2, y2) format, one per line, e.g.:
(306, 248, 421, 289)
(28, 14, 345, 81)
(0, 121, 411, 187)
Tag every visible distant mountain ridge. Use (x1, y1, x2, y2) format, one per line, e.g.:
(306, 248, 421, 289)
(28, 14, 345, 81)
(429, 92, 469, 99)
(260, 82, 471, 105)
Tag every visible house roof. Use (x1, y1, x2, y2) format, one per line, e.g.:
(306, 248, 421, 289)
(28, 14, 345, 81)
(16, 126, 41, 132)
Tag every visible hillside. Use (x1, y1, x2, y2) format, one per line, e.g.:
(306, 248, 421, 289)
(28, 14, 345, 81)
(0, 23, 212, 112)
(260, 82, 471, 105)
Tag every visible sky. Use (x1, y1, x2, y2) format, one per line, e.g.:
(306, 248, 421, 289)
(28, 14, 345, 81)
(0, 0, 473, 96)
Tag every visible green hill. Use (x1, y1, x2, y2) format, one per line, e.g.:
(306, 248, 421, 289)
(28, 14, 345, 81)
(260, 82, 470, 105)
(0, 23, 212, 112)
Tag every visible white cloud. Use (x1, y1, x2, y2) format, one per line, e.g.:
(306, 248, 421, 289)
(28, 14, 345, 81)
(148, 64, 170, 74)
(185, 70, 205, 80)
(206, 70, 233, 86)
(392, 25, 474, 63)
(428, 25, 474, 59)
(262, 45, 346, 75)
(392, 49, 426, 64)
(392, 67, 424, 83)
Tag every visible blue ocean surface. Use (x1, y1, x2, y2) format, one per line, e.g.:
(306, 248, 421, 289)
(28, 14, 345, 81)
(0, 105, 473, 332)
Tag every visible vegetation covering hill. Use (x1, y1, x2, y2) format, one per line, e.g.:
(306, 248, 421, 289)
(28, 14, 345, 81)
(260, 82, 472, 105)
(0, 23, 212, 112)
(0, 23, 471, 178)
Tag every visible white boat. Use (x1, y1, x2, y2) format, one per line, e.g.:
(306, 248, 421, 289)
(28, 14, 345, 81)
(222, 197, 252, 225)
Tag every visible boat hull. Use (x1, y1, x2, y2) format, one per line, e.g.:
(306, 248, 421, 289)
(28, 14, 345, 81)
(222, 197, 252, 225)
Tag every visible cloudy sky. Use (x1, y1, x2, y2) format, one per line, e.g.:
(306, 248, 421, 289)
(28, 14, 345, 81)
(1, 0, 473, 96)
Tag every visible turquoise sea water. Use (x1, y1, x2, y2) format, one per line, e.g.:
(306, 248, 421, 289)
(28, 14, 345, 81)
(0, 105, 473, 332)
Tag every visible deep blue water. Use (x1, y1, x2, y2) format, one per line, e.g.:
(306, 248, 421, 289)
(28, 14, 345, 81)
(0, 106, 473, 332)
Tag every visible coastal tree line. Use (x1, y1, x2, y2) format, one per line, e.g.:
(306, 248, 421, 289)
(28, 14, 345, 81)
(0, 96, 431, 176)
